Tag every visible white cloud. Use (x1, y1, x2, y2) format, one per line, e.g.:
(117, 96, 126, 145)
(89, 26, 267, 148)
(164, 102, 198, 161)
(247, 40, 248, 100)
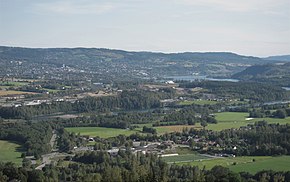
(35, 0, 116, 15)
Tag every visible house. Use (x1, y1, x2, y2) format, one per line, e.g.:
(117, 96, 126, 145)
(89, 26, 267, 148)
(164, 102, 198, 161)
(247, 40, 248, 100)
(107, 148, 119, 156)
(165, 81, 175, 84)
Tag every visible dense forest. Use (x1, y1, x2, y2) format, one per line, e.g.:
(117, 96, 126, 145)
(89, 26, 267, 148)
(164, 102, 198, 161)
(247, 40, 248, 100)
(0, 122, 52, 158)
(232, 63, 290, 86)
(0, 89, 171, 119)
(159, 104, 219, 126)
(179, 81, 289, 102)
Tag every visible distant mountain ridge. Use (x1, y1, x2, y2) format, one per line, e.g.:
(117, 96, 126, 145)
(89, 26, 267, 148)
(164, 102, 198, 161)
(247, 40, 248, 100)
(264, 55, 290, 62)
(0, 46, 286, 80)
(0, 46, 263, 62)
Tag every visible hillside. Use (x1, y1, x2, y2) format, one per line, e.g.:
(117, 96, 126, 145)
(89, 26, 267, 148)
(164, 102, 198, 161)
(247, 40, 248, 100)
(264, 55, 290, 62)
(232, 63, 290, 86)
(0, 46, 273, 81)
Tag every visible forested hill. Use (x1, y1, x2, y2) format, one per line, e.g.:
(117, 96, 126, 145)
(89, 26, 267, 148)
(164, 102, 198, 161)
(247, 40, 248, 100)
(0, 46, 265, 64)
(232, 63, 290, 86)
(264, 55, 290, 62)
(0, 46, 275, 79)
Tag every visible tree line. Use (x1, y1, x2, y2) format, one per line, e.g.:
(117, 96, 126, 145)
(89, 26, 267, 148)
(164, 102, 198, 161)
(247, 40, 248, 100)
(0, 122, 52, 158)
(1, 151, 290, 182)
(179, 81, 289, 102)
(162, 121, 290, 156)
(0, 89, 172, 119)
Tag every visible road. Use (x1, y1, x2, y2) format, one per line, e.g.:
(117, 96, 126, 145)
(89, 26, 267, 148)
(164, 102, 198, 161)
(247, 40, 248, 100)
(35, 130, 59, 170)
(35, 152, 74, 170)
(50, 130, 57, 151)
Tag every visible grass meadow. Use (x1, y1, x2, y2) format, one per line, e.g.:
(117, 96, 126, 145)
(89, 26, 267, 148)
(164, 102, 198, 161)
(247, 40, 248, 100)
(177, 156, 290, 174)
(65, 127, 139, 138)
(66, 112, 290, 137)
(205, 112, 290, 131)
(0, 140, 24, 165)
(162, 154, 210, 163)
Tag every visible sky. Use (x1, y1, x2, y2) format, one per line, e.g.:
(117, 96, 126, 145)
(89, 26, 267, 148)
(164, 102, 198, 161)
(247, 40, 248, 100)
(0, 0, 289, 57)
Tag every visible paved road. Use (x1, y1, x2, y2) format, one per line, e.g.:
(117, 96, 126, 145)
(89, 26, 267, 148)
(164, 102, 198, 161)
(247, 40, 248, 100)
(35, 152, 74, 170)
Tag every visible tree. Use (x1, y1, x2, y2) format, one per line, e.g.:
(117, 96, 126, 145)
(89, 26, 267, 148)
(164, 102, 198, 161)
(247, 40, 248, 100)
(275, 109, 286, 119)
(22, 158, 32, 168)
(201, 121, 208, 129)
(28, 170, 45, 182)
(0, 172, 8, 182)
(206, 116, 217, 124)
(285, 108, 290, 116)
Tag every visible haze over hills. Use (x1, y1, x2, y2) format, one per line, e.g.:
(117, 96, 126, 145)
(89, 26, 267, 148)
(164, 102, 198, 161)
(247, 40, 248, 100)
(264, 55, 290, 62)
(0, 46, 284, 81)
(232, 62, 290, 86)
(0, 46, 265, 64)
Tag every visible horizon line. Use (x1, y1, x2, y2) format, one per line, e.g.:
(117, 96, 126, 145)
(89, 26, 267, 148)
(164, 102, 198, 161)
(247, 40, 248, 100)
(1, 45, 289, 58)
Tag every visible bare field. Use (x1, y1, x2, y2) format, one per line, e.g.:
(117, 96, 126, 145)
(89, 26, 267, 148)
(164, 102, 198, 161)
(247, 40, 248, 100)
(0, 90, 38, 96)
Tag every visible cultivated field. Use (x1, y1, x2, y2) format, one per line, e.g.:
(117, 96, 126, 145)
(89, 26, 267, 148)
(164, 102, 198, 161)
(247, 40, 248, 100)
(135, 112, 290, 134)
(215, 112, 249, 122)
(65, 127, 139, 138)
(178, 100, 218, 106)
(155, 125, 201, 135)
(162, 154, 211, 163)
(177, 156, 290, 174)
(0, 140, 23, 165)
(205, 112, 290, 131)
(0, 90, 38, 96)
(66, 112, 290, 139)
(0, 81, 29, 86)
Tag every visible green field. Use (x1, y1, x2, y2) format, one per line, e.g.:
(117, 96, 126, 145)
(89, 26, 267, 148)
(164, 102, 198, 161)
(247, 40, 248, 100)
(66, 113, 290, 138)
(0, 81, 29, 86)
(215, 112, 249, 122)
(178, 156, 290, 174)
(134, 112, 290, 134)
(178, 100, 218, 106)
(155, 125, 200, 135)
(0, 140, 23, 165)
(162, 154, 210, 163)
(65, 127, 139, 138)
(204, 112, 290, 131)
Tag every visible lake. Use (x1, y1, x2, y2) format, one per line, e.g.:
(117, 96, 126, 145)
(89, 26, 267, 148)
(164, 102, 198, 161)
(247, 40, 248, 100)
(282, 87, 290, 91)
(164, 75, 239, 82)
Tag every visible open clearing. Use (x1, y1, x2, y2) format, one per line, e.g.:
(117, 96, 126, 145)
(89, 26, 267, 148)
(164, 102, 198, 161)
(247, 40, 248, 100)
(0, 140, 23, 165)
(66, 113, 290, 138)
(178, 100, 218, 106)
(155, 125, 201, 135)
(204, 112, 290, 131)
(0, 81, 29, 86)
(177, 156, 290, 174)
(65, 127, 139, 138)
(133, 124, 200, 135)
(162, 154, 211, 163)
(215, 112, 249, 122)
(0, 90, 38, 96)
